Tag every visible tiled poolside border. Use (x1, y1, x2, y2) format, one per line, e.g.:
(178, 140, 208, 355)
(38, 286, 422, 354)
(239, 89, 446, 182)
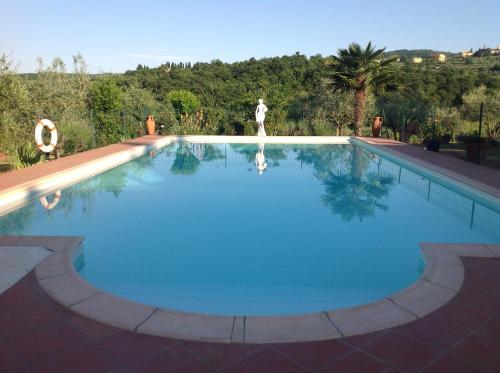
(1, 135, 499, 343)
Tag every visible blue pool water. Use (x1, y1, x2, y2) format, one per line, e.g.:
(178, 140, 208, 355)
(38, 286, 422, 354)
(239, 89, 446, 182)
(1, 142, 499, 316)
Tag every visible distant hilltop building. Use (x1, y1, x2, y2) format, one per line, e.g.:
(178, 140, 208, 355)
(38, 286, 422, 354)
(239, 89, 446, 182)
(473, 47, 500, 57)
(461, 50, 473, 57)
(412, 57, 423, 64)
(432, 53, 447, 62)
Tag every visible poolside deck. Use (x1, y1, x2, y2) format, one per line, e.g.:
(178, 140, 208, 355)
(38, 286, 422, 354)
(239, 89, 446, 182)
(1, 136, 500, 372)
(1, 255, 498, 372)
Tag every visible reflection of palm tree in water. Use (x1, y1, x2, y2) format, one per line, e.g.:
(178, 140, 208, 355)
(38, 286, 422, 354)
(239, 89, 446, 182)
(320, 146, 395, 221)
(300, 145, 395, 221)
(255, 143, 267, 175)
(170, 143, 201, 175)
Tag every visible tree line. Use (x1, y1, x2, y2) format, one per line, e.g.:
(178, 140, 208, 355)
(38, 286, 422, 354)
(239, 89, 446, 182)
(0, 42, 499, 169)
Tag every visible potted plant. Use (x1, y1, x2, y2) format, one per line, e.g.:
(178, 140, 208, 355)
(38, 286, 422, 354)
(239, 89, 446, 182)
(457, 134, 491, 163)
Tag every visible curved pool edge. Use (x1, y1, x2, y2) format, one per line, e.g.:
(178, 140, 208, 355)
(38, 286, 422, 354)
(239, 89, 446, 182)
(33, 239, 500, 343)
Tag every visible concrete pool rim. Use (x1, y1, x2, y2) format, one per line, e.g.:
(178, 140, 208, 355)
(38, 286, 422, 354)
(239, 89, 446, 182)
(32, 238, 500, 343)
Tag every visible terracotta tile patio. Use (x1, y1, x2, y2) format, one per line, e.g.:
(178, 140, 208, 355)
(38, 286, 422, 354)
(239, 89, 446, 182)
(0, 262, 499, 372)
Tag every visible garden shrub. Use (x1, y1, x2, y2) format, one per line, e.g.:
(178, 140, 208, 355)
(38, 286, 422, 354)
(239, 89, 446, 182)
(58, 117, 94, 155)
(10, 142, 44, 170)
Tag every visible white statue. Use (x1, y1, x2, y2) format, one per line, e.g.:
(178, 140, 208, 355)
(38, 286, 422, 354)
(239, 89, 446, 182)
(255, 143, 267, 175)
(255, 99, 268, 136)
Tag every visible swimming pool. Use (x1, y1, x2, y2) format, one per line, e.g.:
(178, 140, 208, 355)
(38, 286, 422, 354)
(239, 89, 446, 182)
(1, 141, 499, 316)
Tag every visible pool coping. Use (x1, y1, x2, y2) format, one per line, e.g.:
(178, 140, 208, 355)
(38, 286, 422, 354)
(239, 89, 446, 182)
(22, 237, 498, 343)
(1, 135, 499, 343)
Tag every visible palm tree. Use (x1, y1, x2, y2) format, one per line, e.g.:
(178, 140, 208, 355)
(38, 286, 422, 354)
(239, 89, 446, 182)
(329, 42, 397, 136)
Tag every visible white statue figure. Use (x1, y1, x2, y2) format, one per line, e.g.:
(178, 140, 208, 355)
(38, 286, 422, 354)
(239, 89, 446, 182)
(255, 99, 268, 136)
(255, 143, 267, 175)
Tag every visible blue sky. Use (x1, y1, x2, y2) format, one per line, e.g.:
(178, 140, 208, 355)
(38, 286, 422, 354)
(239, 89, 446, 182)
(1, 0, 498, 73)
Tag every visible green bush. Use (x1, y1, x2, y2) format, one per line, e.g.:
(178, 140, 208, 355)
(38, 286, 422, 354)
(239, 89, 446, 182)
(92, 112, 122, 145)
(0, 54, 32, 153)
(167, 90, 200, 117)
(87, 78, 123, 146)
(288, 120, 312, 136)
(58, 117, 94, 155)
(420, 121, 445, 142)
(311, 119, 337, 136)
(10, 142, 44, 170)
(156, 100, 179, 134)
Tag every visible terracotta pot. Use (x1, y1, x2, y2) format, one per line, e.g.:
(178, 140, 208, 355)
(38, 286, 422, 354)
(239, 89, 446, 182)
(372, 116, 383, 137)
(146, 116, 156, 135)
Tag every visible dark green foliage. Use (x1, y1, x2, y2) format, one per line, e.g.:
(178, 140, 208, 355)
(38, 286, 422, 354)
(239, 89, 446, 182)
(87, 78, 124, 145)
(168, 90, 200, 117)
(376, 92, 432, 140)
(384, 49, 456, 59)
(2, 48, 499, 170)
(456, 133, 489, 143)
(473, 49, 493, 58)
(118, 50, 498, 139)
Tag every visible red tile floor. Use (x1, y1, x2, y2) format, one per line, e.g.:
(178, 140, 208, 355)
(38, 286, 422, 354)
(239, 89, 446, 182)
(0, 257, 499, 372)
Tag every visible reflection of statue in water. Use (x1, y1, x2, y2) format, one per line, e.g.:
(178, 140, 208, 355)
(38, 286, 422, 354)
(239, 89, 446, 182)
(255, 143, 267, 174)
(255, 99, 268, 136)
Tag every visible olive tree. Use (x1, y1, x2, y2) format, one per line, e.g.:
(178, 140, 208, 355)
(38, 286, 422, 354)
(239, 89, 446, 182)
(0, 53, 31, 152)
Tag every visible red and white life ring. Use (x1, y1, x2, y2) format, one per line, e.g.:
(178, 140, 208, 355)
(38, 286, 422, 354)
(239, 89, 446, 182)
(40, 190, 61, 210)
(35, 119, 58, 153)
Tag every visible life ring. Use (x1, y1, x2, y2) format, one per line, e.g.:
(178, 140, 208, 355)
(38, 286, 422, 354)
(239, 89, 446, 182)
(35, 119, 58, 153)
(40, 190, 61, 210)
